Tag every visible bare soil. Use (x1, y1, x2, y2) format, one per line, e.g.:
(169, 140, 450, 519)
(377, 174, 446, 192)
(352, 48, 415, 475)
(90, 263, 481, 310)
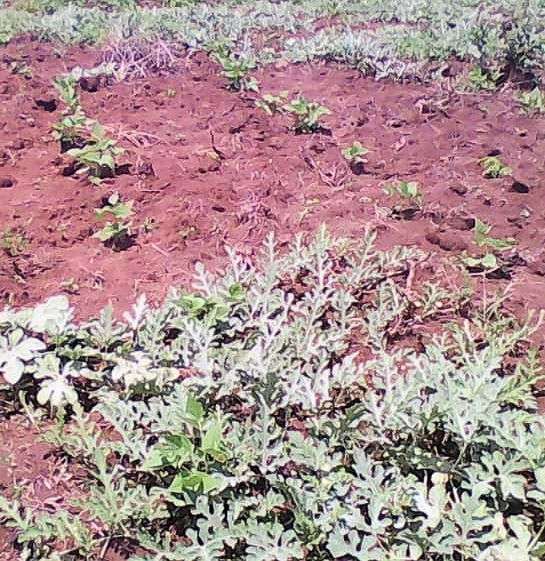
(1, 41, 545, 321)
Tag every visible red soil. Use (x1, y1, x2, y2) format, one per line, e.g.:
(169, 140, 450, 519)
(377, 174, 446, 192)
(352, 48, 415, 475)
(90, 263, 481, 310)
(1, 41, 544, 323)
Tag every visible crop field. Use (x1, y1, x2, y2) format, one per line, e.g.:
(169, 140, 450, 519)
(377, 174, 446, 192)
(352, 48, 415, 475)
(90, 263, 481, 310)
(1, 1, 545, 560)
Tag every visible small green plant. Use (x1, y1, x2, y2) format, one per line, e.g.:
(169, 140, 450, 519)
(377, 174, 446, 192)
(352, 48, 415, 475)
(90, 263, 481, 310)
(215, 53, 258, 92)
(383, 181, 423, 220)
(342, 141, 369, 163)
(177, 283, 245, 326)
(52, 74, 92, 152)
(1, 229, 28, 257)
(94, 221, 132, 246)
(52, 110, 89, 152)
(255, 91, 289, 115)
(466, 66, 502, 91)
(94, 193, 134, 250)
(9, 60, 32, 79)
(205, 38, 232, 61)
(95, 192, 133, 221)
(141, 217, 156, 234)
(67, 123, 124, 184)
(384, 180, 422, 202)
(461, 252, 498, 272)
(143, 397, 229, 493)
(479, 155, 512, 178)
(518, 87, 545, 114)
(284, 97, 330, 133)
(53, 75, 80, 113)
(473, 219, 516, 251)
(342, 141, 369, 173)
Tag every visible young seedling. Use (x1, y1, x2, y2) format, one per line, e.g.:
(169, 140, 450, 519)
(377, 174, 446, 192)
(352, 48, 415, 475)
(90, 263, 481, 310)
(473, 219, 516, 251)
(461, 252, 498, 272)
(94, 193, 135, 251)
(95, 192, 134, 221)
(51, 74, 92, 152)
(384, 180, 422, 202)
(52, 110, 89, 152)
(284, 97, 330, 133)
(67, 123, 124, 185)
(479, 156, 512, 178)
(205, 38, 233, 61)
(53, 75, 80, 113)
(255, 91, 289, 116)
(518, 87, 545, 114)
(1, 229, 28, 257)
(215, 53, 258, 92)
(9, 60, 32, 79)
(383, 181, 423, 220)
(141, 217, 156, 234)
(342, 141, 369, 174)
(466, 66, 502, 91)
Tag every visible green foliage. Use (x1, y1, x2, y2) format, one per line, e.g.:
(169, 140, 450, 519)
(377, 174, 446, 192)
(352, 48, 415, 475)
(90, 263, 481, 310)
(518, 87, 545, 114)
(94, 192, 135, 249)
(0, 0, 544, 90)
(473, 219, 517, 251)
(214, 52, 259, 92)
(52, 110, 89, 148)
(466, 66, 502, 91)
(11, 0, 85, 13)
(479, 155, 512, 178)
(1, 229, 545, 560)
(94, 221, 132, 244)
(52, 73, 92, 152)
(461, 252, 498, 272)
(284, 96, 331, 133)
(95, 192, 134, 221)
(67, 123, 124, 184)
(1, 228, 28, 257)
(53, 74, 79, 112)
(255, 91, 289, 115)
(384, 180, 422, 203)
(341, 140, 368, 163)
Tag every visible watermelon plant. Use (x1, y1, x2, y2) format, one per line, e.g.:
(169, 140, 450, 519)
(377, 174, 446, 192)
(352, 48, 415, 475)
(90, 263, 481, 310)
(1, 230, 544, 561)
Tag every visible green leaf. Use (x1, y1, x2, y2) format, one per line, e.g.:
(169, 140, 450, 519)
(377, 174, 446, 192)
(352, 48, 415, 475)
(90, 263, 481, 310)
(202, 420, 222, 452)
(186, 394, 204, 424)
(228, 283, 245, 302)
(535, 468, 545, 493)
(473, 219, 516, 251)
(180, 294, 208, 316)
(143, 434, 193, 470)
(169, 471, 219, 493)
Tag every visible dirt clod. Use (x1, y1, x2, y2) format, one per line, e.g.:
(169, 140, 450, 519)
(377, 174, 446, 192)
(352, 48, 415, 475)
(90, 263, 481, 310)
(450, 184, 468, 196)
(10, 139, 26, 150)
(511, 180, 530, 193)
(446, 214, 475, 231)
(35, 97, 58, 112)
(426, 230, 467, 251)
(0, 176, 15, 188)
(79, 76, 100, 92)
